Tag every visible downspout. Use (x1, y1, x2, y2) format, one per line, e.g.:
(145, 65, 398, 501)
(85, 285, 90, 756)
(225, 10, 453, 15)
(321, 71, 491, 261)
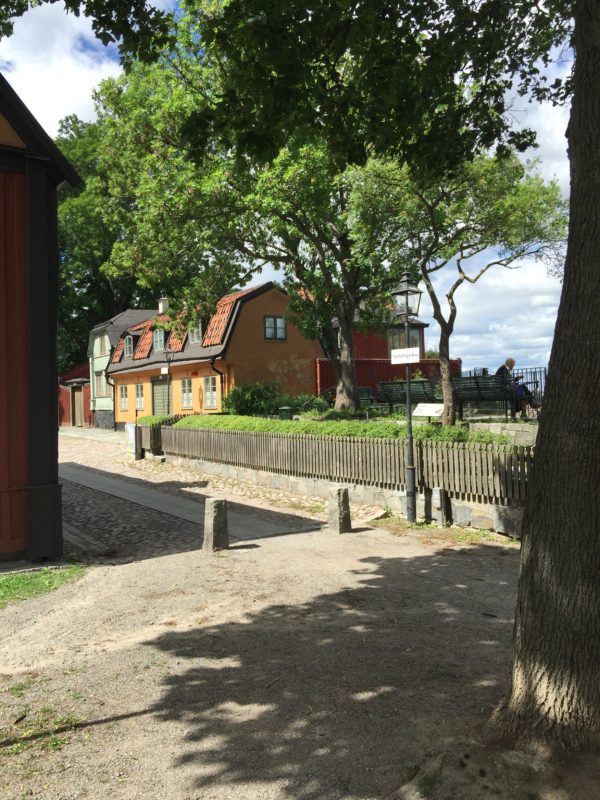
(105, 368, 117, 430)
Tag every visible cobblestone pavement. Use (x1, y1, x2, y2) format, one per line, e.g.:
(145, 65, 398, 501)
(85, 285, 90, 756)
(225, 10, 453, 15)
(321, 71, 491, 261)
(59, 432, 381, 564)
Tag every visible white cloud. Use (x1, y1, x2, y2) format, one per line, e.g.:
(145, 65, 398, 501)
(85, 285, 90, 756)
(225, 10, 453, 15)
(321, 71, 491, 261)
(0, 3, 121, 137)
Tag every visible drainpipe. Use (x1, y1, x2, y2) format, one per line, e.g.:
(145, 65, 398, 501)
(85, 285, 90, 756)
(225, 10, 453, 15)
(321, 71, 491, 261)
(105, 369, 117, 430)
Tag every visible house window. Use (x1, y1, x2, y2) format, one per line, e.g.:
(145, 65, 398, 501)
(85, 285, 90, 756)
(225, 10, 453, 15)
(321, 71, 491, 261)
(188, 323, 202, 344)
(264, 316, 286, 340)
(135, 384, 144, 411)
(119, 385, 128, 411)
(153, 329, 165, 352)
(204, 376, 217, 409)
(95, 371, 107, 397)
(98, 334, 108, 356)
(181, 378, 193, 409)
(124, 335, 134, 357)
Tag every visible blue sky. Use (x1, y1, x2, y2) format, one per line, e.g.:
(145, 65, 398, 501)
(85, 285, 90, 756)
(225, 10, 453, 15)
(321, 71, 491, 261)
(0, 2, 572, 372)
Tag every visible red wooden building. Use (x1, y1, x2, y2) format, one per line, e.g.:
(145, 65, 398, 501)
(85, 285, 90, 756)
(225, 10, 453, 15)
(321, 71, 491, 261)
(0, 76, 78, 560)
(315, 322, 462, 394)
(58, 363, 92, 428)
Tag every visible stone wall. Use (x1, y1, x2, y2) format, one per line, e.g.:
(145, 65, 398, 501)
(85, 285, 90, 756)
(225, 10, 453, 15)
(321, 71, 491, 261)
(164, 454, 523, 537)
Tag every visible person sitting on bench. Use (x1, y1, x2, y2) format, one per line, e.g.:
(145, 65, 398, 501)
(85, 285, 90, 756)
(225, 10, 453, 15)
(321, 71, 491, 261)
(496, 358, 528, 418)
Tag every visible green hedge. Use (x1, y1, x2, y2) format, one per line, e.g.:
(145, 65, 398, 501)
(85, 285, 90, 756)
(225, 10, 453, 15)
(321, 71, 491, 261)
(173, 414, 507, 443)
(222, 382, 329, 415)
(136, 415, 173, 426)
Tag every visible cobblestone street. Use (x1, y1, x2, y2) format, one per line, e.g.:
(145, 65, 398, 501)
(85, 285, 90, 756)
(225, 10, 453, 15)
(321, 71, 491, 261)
(59, 429, 339, 563)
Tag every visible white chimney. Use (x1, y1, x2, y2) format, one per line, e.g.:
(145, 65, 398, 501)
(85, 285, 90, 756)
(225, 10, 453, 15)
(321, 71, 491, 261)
(158, 296, 169, 313)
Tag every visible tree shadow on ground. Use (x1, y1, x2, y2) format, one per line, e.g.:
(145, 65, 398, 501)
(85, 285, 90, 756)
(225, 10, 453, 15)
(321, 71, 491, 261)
(144, 544, 519, 799)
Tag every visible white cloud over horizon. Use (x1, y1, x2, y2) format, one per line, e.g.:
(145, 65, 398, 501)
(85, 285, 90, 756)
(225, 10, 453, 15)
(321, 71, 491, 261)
(0, 2, 571, 372)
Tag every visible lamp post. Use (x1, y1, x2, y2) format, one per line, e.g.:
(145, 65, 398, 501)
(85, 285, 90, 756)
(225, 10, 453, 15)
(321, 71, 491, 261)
(391, 271, 423, 524)
(165, 341, 175, 416)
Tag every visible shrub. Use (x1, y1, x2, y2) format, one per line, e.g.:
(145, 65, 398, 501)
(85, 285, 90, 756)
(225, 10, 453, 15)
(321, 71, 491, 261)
(136, 415, 172, 426)
(173, 414, 508, 443)
(223, 383, 331, 416)
(222, 382, 282, 415)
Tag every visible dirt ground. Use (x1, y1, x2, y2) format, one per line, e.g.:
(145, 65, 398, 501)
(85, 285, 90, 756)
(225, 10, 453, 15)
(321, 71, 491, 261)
(0, 438, 597, 800)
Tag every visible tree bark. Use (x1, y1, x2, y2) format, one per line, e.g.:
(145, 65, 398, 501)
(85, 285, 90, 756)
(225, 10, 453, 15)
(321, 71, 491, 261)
(490, 0, 600, 749)
(438, 324, 456, 426)
(334, 308, 359, 411)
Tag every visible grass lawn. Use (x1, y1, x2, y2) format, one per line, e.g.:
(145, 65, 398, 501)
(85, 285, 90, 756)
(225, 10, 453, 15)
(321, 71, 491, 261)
(0, 566, 85, 610)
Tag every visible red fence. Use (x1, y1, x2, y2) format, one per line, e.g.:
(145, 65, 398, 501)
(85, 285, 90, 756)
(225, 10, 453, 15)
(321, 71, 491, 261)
(315, 358, 462, 395)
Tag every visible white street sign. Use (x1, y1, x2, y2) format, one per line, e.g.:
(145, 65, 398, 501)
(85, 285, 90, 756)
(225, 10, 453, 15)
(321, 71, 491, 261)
(413, 403, 444, 418)
(391, 347, 420, 365)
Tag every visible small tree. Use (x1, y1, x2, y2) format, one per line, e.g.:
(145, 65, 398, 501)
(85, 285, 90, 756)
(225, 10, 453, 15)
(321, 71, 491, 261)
(352, 153, 567, 424)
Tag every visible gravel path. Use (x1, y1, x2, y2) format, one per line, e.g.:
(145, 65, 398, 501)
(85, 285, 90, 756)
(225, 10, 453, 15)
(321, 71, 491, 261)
(0, 434, 523, 800)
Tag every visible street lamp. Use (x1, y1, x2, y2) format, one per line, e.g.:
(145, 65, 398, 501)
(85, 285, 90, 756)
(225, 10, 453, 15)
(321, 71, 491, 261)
(391, 271, 423, 524)
(165, 339, 175, 416)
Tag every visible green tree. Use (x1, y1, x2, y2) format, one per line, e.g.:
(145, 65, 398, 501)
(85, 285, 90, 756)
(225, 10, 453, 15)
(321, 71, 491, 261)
(55, 115, 155, 371)
(352, 154, 567, 423)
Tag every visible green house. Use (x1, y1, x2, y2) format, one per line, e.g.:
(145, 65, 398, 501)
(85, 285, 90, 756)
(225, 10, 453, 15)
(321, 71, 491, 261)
(88, 309, 156, 428)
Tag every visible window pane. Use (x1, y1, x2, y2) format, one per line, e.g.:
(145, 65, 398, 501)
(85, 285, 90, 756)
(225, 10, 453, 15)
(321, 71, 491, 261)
(154, 330, 164, 351)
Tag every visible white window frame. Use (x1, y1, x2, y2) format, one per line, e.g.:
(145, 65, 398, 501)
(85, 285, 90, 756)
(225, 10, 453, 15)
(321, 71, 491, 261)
(188, 323, 202, 344)
(95, 371, 108, 398)
(135, 383, 144, 411)
(204, 376, 217, 410)
(153, 329, 165, 352)
(119, 385, 128, 411)
(264, 315, 286, 340)
(98, 334, 108, 356)
(181, 378, 193, 409)
(124, 335, 134, 357)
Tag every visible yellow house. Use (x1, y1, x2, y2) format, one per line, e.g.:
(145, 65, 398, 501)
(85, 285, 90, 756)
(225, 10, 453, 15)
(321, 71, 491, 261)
(107, 283, 324, 426)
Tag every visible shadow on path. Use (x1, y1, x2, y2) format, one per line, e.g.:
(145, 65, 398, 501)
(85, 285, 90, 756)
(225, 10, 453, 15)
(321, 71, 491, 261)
(144, 545, 519, 799)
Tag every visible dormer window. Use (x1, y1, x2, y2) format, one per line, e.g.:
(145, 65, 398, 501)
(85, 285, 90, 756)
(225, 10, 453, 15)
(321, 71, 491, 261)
(153, 329, 165, 352)
(188, 323, 202, 344)
(124, 335, 134, 358)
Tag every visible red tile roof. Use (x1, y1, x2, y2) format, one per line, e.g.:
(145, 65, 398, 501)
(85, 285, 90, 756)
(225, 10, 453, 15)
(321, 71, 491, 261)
(111, 339, 125, 364)
(167, 331, 185, 352)
(202, 286, 260, 347)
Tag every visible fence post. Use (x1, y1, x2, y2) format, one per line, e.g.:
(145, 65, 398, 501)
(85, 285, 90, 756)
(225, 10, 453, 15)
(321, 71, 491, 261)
(328, 486, 352, 534)
(134, 425, 143, 461)
(431, 487, 450, 527)
(203, 498, 229, 552)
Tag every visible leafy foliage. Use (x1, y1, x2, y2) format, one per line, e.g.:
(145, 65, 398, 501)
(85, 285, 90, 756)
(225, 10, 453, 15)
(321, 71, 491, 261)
(223, 383, 329, 416)
(173, 413, 507, 443)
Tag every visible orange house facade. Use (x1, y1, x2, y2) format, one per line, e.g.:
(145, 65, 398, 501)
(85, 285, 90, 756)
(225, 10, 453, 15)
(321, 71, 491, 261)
(107, 283, 324, 425)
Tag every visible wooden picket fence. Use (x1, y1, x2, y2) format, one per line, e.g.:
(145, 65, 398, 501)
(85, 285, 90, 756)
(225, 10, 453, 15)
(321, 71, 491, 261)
(158, 426, 533, 504)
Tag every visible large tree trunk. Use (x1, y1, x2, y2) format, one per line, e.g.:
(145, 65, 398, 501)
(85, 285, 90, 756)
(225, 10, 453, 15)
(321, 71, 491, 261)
(334, 309, 359, 411)
(490, 0, 600, 750)
(438, 325, 456, 425)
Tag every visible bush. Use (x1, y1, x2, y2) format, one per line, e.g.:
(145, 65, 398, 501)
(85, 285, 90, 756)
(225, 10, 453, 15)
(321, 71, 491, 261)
(223, 383, 331, 416)
(136, 415, 173, 426)
(222, 382, 282, 415)
(173, 414, 508, 443)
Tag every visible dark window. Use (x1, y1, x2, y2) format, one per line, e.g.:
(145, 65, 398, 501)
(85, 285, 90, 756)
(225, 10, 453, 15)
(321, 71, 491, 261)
(264, 316, 286, 340)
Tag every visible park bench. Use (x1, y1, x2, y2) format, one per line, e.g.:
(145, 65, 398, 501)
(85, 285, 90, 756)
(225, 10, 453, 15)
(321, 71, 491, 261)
(451, 375, 514, 419)
(377, 380, 443, 413)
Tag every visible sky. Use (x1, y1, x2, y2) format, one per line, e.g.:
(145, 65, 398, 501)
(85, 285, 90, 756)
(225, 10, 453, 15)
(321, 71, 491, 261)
(0, 2, 572, 372)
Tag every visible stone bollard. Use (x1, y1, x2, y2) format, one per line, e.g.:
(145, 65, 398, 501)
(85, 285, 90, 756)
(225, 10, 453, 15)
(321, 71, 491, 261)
(328, 486, 352, 534)
(431, 487, 450, 527)
(203, 498, 229, 552)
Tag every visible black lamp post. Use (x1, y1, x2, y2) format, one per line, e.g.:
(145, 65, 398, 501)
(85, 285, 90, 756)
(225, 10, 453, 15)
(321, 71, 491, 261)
(391, 271, 423, 524)
(165, 340, 175, 416)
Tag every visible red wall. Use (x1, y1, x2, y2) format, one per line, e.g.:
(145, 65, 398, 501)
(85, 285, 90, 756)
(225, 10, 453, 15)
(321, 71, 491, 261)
(0, 171, 28, 555)
(316, 358, 462, 395)
(58, 386, 72, 426)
